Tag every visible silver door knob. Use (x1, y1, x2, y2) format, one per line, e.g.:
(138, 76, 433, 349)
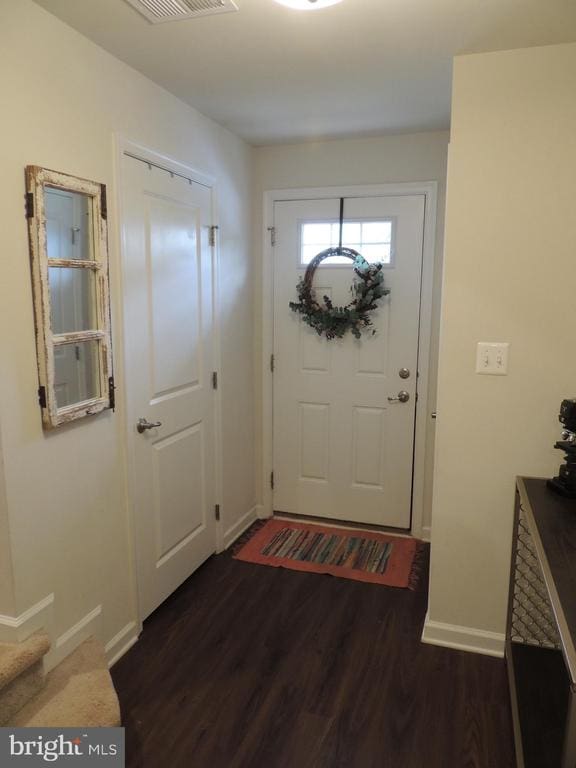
(388, 390, 410, 403)
(137, 417, 162, 433)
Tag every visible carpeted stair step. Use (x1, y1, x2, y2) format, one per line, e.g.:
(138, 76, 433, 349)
(11, 637, 120, 728)
(0, 632, 50, 725)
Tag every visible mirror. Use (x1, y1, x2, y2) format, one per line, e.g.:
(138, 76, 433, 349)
(45, 187, 94, 261)
(26, 166, 114, 428)
(54, 340, 101, 409)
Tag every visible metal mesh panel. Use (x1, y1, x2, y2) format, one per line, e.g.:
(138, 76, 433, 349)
(511, 504, 561, 650)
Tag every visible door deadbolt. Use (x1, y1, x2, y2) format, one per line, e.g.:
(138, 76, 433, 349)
(399, 367, 410, 379)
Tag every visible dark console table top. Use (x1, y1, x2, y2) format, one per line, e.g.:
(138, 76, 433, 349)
(518, 477, 576, 685)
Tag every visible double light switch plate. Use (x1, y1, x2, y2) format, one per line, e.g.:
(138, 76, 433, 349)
(476, 342, 510, 375)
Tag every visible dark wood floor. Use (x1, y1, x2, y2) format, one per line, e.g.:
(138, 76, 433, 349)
(112, 542, 516, 768)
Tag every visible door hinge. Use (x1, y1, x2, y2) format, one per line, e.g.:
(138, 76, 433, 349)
(25, 192, 34, 219)
(108, 376, 116, 411)
(270, 354, 275, 373)
(212, 371, 218, 390)
(267, 226, 276, 246)
(270, 471, 274, 490)
(100, 184, 108, 220)
(209, 225, 219, 247)
(38, 385, 47, 409)
(215, 504, 221, 522)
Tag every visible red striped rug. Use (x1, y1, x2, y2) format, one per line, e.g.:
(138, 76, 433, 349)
(234, 518, 422, 589)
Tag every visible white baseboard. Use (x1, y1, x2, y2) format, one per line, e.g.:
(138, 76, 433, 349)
(105, 621, 139, 667)
(45, 605, 103, 672)
(0, 593, 55, 644)
(255, 504, 270, 520)
(420, 526, 431, 543)
(0, 595, 139, 670)
(421, 612, 505, 658)
(224, 506, 258, 549)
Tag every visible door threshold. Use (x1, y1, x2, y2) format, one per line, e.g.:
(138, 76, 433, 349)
(273, 511, 414, 538)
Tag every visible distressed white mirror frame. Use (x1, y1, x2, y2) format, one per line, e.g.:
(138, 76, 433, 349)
(25, 166, 114, 429)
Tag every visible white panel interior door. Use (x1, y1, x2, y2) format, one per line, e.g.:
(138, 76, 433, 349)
(273, 195, 425, 528)
(122, 155, 216, 619)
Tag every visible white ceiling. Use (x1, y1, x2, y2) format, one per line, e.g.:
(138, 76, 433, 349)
(34, 0, 576, 145)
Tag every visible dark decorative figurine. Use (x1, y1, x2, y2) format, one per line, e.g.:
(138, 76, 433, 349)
(548, 399, 576, 498)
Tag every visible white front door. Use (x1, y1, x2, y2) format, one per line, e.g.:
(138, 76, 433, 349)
(122, 155, 216, 619)
(273, 194, 425, 528)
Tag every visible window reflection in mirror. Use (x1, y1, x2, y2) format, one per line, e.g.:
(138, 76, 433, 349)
(48, 267, 97, 334)
(45, 188, 94, 261)
(54, 340, 101, 409)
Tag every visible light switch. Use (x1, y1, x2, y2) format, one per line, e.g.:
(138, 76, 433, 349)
(476, 342, 509, 375)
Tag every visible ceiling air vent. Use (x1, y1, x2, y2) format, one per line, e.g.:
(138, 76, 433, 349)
(124, 0, 239, 24)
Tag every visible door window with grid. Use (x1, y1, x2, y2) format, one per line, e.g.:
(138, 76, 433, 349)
(300, 219, 394, 265)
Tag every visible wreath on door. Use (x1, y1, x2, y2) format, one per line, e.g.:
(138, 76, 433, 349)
(288, 199, 390, 340)
(289, 249, 389, 340)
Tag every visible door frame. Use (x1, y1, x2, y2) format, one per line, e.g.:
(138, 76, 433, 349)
(261, 182, 438, 539)
(114, 136, 224, 627)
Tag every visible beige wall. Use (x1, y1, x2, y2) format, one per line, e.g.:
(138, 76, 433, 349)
(0, 1, 254, 652)
(253, 132, 449, 533)
(0, 420, 15, 617)
(427, 42, 576, 644)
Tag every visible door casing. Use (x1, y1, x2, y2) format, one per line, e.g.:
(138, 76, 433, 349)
(115, 136, 224, 628)
(261, 183, 438, 540)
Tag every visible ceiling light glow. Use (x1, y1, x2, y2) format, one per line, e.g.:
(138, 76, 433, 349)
(273, 0, 343, 10)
